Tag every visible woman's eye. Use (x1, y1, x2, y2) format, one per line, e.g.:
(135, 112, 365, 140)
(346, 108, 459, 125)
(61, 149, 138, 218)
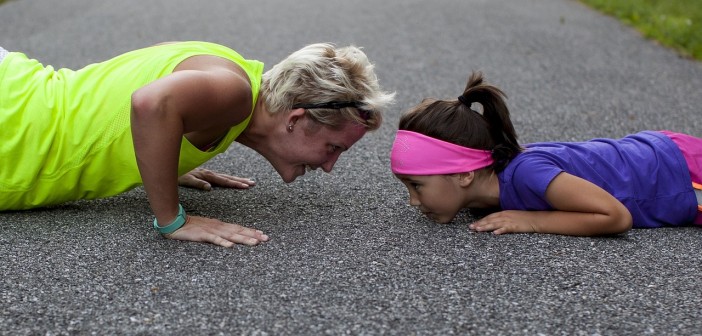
(329, 145, 341, 153)
(411, 183, 421, 190)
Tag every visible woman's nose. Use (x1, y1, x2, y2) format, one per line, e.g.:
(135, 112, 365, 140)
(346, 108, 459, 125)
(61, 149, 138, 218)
(321, 153, 341, 172)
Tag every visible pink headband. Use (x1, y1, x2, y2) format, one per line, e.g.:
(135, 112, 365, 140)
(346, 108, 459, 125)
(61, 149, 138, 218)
(390, 130, 494, 175)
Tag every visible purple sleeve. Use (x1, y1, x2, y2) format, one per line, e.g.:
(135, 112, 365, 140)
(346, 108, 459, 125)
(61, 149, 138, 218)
(506, 156, 564, 210)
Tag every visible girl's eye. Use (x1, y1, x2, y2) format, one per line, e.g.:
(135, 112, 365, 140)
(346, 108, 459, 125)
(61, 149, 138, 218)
(329, 145, 341, 153)
(410, 182, 421, 190)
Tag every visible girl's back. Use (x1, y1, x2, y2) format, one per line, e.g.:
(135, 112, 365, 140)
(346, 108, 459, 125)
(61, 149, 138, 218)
(499, 131, 697, 227)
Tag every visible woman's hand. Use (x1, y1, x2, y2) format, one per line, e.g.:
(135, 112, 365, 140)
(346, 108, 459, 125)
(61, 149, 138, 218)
(178, 168, 256, 191)
(165, 215, 269, 248)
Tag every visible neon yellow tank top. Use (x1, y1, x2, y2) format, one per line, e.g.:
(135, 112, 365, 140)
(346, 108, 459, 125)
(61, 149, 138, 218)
(0, 42, 264, 210)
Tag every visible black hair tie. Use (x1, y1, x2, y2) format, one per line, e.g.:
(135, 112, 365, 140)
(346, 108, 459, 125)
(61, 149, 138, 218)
(457, 95, 471, 106)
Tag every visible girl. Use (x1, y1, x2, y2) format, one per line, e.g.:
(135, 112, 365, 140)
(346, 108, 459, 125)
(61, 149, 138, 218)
(390, 72, 702, 236)
(0, 42, 394, 247)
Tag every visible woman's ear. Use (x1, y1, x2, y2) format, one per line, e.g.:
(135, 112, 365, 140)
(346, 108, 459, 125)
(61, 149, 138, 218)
(289, 107, 305, 117)
(286, 108, 306, 127)
(457, 171, 475, 187)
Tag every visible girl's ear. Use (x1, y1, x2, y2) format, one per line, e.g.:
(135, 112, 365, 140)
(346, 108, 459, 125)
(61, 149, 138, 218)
(457, 171, 475, 187)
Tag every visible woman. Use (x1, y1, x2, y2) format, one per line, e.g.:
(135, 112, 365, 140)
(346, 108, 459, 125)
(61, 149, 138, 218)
(0, 41, 394, 247)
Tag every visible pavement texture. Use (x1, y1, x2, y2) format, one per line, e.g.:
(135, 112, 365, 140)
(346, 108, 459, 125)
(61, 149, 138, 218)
(1, 0, 702, 335)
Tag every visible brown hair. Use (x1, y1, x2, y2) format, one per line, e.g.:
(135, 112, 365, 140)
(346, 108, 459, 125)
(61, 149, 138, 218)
(398, 72, 521, 172)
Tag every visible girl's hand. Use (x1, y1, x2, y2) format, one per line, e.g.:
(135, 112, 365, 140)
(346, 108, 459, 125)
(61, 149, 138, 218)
(178, 168, 256, 191)
(469, 210, 538, 235)
(164, 215, 269, 248)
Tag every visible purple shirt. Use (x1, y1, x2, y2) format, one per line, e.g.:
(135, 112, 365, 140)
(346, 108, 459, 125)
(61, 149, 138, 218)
(498, 131, 697, 228)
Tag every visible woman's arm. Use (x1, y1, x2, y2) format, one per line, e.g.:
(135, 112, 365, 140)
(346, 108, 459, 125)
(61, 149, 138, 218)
(130, 63, 267, 247)
(470, 172, 633, 236)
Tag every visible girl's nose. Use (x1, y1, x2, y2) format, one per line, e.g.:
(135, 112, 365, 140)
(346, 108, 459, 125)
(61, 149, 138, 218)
(408, 191, 421, 207)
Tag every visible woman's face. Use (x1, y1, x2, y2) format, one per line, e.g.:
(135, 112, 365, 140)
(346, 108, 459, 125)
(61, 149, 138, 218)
(395, 174, 466, 223)
(271, 118, 367, 183)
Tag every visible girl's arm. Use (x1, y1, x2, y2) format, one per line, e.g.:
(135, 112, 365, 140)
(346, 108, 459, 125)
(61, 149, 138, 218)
(130, 63, 267, 247)
(470, 172, 633, 236)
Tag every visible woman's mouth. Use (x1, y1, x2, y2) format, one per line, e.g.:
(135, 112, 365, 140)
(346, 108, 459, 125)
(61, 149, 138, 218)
(297, 165, 316, 178)
(305, 165, 320, 173)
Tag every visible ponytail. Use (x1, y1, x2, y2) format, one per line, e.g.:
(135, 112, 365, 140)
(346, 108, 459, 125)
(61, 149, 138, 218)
(459, 72, 521, 172)
(399, 71, 521, 173)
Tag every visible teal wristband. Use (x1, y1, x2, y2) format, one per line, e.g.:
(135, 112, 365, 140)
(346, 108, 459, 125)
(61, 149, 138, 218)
(153, 204, 186, 235)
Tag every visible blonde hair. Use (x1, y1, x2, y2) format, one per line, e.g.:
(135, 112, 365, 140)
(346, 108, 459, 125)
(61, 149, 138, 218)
(261, 43, 394, 130)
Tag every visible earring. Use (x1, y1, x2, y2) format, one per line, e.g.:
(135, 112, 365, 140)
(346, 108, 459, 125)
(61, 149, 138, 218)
(287, 124, 294, 132)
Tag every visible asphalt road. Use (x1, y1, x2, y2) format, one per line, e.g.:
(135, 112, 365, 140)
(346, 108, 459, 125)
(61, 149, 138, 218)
(2, 0, 702, 334)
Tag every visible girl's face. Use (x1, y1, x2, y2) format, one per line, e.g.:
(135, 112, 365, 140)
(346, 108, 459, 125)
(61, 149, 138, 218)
(396, 174, 467, 223)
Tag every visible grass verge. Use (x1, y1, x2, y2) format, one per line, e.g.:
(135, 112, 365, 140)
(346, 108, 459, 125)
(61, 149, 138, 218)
(580, 0, 702, 60)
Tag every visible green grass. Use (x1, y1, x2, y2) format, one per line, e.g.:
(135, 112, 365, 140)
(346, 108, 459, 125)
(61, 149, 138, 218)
(580, 0, 702, 60)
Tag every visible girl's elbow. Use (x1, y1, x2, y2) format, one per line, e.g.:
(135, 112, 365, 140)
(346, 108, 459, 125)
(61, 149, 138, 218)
(612, 208, 633, 234)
